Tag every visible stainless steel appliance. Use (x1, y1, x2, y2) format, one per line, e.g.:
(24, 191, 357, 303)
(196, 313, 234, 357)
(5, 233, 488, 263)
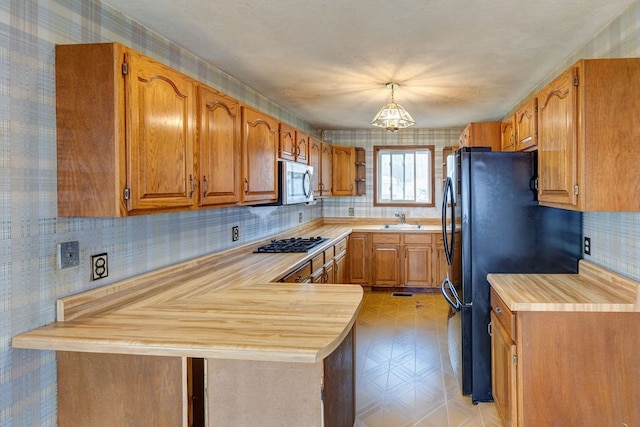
(273, 160, 314, 205)
(254, 237, 328, 253)
(440, 147, 582, 403)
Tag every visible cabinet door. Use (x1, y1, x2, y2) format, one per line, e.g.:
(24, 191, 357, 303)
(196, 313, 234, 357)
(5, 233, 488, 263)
(241, 107, 279, 204)
(197, 85, 240, 206)
(372, 245, 400, 286)
(515, 97, 538, 151)
(324, 261, 335, 284)
(491, 311, 517, 427)
(404, 245, 434, 287)
(348, 233, 369, 284)
(321, 142, 333, 197)
(296, 131, 309, 164)
(309, 138, 323, 198)
(332, 146, 355, 196)
(125, 51, 195, 211)
(334, 252, 348, 284)
(537, 67, 578, 207)
(278, 123, 296, 161)
(500, 117, 515, 152)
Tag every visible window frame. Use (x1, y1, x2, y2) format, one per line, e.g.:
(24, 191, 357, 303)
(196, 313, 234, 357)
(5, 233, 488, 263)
(373, 145, 436, 207)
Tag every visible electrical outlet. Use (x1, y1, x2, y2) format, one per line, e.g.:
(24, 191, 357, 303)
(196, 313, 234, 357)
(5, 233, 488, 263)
(91, 253, 108, 280)
(348, 207, 355, 217)
(57, 241, 79, 269)
(232, 226, 239, 242)
(298, 212, 303, 223)
(584, 237, 591, 255)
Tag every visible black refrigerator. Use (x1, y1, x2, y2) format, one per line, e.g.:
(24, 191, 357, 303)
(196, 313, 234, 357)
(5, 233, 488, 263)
(440, 147, 582, 403)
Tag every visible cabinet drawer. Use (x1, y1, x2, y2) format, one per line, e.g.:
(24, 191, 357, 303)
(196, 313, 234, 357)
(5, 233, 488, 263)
(404, 234, 432, 245)
(310, 253, 324, 273)
(324, 246, 335, 262)
(281, 262, 311, 283)
(334, 238, 347, 256)
(372, 233, 401, 244)
(490, 288, 516, 340)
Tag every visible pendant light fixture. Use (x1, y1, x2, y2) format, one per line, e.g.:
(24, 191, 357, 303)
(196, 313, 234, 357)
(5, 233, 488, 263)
(371, 82, 415, 132)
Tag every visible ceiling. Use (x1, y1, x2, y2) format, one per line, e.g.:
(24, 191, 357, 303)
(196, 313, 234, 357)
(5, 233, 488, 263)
(103, 0, 636, 130)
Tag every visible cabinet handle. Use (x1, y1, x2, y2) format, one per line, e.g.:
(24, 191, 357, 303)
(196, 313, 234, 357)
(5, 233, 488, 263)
(189, 175, 196, 198)
(495, 306, 502, 315)
(295, 275, 303, 283)
(203, 175, 209, 197)
(488, 321, 492, 337)
(244, 178, 249, 193)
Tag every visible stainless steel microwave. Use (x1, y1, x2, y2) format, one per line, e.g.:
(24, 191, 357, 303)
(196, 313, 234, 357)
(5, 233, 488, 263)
(275, 160, 314, 205)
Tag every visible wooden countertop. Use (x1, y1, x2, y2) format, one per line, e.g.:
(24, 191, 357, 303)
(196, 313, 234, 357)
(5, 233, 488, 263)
(487, 260, 639, 312)
(12, 223, 364, 363)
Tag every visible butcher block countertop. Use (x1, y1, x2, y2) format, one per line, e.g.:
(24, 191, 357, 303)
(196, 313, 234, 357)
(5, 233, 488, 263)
(12, 222, 369, 363)
(487, 260, 640, 312)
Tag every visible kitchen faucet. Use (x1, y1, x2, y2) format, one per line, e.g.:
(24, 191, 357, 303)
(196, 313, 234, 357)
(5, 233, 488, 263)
(395, 212, 406, 224)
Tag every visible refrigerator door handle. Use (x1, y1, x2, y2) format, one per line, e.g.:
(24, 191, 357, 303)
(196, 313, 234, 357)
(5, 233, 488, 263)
(441, 276, 462, 311)
(441, 177, 456, 266)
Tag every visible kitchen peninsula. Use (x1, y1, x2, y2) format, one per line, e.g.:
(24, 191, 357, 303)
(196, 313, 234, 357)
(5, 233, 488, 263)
(12, 223, 363, 427)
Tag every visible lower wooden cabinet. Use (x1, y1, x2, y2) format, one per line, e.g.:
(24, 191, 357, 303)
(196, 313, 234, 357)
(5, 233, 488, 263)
(490, 288, 640, 426)
(348, 231, 461, 289)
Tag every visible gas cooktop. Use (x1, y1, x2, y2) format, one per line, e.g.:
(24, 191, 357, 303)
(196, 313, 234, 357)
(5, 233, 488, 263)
(254, 237, 328, 253)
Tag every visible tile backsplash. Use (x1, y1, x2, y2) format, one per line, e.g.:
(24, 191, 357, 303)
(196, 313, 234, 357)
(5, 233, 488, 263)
(3, 0, 640, 425)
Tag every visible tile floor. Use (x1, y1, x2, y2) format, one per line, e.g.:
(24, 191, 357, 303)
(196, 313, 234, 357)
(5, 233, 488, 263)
(354, 291, 502, 427)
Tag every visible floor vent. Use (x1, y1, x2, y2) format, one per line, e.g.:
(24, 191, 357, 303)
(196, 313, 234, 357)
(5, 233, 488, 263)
(391, 292, 413, 297)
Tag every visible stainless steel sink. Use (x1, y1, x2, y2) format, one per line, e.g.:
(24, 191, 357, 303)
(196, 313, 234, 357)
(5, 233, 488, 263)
(381, 224, 423, 230)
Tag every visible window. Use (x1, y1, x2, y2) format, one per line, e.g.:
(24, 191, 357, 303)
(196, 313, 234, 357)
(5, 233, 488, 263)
(374, 145, 435, 207)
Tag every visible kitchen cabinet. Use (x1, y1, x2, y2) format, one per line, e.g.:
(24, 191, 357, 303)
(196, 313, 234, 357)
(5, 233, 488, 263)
(537, 58, 640, 211)
(240, 106, 279, 204)
(371, 234, 402, 287)
(295, 130, 309, 164)
(280, 261, 312, 283)
(56, 42, 197, 216)
(348, 232, 370, 285)
(321, 141, 334, 197)
(278, 123, 309, 164)
(334, 237, 349, 283)
(514, 97, 537, 151)
(489, 287, 639, 426)
(490, 290, 517, 427)
(500, 116, 516, 152)
(332, 145, 356, 196)
(458, 122, 501, 152)
(309, 138, 323, 198)
(197, 84, 241, 206)
(279, 123, 297, 161)
(403, 234, 434, 288)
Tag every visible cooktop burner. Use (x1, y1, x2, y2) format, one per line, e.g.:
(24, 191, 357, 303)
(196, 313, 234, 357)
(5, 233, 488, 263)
(254, 237, 328, 253)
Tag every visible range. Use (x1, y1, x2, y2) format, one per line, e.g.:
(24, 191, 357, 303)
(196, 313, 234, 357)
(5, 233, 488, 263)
(254, 237, 328, 253)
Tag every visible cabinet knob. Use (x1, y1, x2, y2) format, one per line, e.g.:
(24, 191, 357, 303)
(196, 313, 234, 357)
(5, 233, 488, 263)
(495, 306, 503, 315)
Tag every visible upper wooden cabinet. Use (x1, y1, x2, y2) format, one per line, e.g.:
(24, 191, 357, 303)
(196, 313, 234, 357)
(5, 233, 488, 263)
(320, 142, 333, 197)
(309, 138, 323, 198)
(240, 106, 279, 204)
(537, 58, 640, 211)
(500, 117, 516, 152)
(295, 131, 309, 164)
(459, 122, 501, 152)
(278, 123, 297, 161)
(279, 124, 309, 164)
(514, 97, 538, 151)
(56, 42, 197, 217)
(197, 84, 241, 207)
(332, 145, 356, 196)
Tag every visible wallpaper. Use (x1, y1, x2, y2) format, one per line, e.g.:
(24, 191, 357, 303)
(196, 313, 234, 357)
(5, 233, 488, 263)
(2, 0, 640, 425)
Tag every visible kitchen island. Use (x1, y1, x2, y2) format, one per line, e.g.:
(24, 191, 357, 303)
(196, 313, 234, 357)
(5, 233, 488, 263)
(12, 223, 364, 427)
(487, 260, 639, 427)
